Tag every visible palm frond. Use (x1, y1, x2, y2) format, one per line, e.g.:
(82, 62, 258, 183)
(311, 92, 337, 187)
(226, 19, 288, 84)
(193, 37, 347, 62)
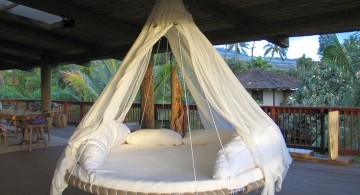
(61, 70, 98, 101)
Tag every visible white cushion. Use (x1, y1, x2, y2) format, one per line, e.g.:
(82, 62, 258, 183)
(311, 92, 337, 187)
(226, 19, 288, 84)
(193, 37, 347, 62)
(78, 121, 130, 171)
(213, 136, 256, 179)
(126, 129, 183, 146)
(182, 128, 235, 146)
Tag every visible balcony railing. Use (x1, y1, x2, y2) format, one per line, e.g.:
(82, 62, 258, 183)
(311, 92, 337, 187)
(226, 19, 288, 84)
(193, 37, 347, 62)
(1, 99, 359, 155)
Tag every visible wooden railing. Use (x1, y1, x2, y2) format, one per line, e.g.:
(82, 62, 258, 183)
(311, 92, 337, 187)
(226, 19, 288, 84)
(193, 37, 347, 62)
(1, 99, 359, 155)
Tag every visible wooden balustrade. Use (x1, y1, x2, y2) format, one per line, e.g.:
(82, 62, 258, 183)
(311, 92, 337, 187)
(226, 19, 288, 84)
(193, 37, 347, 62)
(1, 99, 359, 155)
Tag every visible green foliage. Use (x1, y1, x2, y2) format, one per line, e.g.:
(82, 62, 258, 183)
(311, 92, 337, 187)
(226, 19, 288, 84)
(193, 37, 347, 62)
(0, 86, 24, 99)
(60, 59, 121, 101)
(287, 63, 352, 106)
(224, 58, 248, 73)
(247, 56, 273, 70)
(263, 42, 288, 62)
(319, 33, 360, 106)
(226, 42, 249, 59)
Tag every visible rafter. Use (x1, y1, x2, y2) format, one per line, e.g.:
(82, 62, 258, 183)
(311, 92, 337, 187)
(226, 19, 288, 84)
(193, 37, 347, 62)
(0, 17, 96, 51)
(21, 45, 132, 67)
(184, 0, 252, 27)
(0, 52, 29, 64)
(184, 0, 289, 47)
(0, 38, 61, 56)
(205, 6, 360, 45)
(11, 0, 141, 34)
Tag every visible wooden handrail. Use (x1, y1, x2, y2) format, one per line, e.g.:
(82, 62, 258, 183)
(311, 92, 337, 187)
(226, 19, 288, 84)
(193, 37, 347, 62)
(1, 99, 360, 155)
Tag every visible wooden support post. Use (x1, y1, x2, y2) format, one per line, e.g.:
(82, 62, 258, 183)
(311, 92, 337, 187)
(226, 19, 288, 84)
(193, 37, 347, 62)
(41, 64, 51, 112)
(140, 56, 155, 129)
(170, 63, 184, 135)
(320, 109, 326, 153)
(328, 111, 339, 160)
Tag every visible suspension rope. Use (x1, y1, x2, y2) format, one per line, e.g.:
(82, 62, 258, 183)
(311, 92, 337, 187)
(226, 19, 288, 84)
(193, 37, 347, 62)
(177, 29, 198, 193)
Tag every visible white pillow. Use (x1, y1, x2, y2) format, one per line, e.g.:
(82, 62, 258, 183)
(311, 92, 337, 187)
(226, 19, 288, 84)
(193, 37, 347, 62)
(213, 136, 256, 179)
(126, 129, 183, 146)
(182, 128, 235, 146)
(78, 121, 130, 171)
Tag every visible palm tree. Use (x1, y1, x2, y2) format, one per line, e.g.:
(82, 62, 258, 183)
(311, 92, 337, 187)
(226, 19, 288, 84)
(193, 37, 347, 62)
(61, 59, 121, 101)
(263, 42, 288, 62)
(320, 33, 360, 106)
(247, 56, 272, 70)
(296, 54, 315, 75)
(226, 42, 249, 59)
(250, 41, 256, 59)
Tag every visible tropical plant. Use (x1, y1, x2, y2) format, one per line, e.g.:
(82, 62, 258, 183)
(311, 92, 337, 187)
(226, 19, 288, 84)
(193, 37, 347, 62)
(226, 42, 249, 59)
(263, 42, 288, 62)
(247, 56, 272, 70)
(319, 33, 360, 106)
(224, 58, 248, 73)
(61, 59, 121, 101)
(287, 62, 352, 106)
(296, 54, 316, 76)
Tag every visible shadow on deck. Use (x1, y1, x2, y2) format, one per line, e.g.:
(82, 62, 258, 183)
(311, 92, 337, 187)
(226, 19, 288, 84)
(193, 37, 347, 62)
(0, 125, 359, 195)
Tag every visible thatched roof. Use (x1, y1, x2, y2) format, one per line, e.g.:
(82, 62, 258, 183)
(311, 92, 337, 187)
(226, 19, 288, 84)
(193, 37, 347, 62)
(1, 0, 360, 70)
(236, 69, 299, 90)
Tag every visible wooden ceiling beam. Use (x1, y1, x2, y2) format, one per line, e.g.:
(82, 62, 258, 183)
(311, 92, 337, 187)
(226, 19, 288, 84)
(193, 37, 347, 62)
(184, 0, 253, 27)
(22, 45, 132, 67)
(11, 0, 141, 34)
(0, 52, 30, 64)
(184, 0, 289, 47)
(0, 62, 35, 71)
(266, 36, 290, 48)
(0, 59, 19, 66)
(0, 17, 96, 51)
(0, 38, 61, 57)
(206, 7, 360, 45)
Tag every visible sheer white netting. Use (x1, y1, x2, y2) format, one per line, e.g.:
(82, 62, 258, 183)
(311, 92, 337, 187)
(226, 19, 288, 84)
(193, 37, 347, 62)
(51, 0, 292, 195)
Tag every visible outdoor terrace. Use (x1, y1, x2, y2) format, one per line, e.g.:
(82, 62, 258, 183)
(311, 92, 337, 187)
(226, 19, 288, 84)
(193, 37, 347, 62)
(0, 125, 359, 195)
(1, 99, 360, 156)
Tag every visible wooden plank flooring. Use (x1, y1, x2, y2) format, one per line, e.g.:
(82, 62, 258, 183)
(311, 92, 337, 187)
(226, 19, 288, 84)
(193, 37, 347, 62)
(0, 126, 359, 195)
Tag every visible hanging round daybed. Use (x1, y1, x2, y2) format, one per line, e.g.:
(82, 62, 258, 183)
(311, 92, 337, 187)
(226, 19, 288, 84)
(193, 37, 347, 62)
(51, 1, 292, 195)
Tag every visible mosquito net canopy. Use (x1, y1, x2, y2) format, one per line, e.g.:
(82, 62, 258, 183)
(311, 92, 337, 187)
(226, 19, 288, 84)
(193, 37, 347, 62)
(51, 0, 292, 194)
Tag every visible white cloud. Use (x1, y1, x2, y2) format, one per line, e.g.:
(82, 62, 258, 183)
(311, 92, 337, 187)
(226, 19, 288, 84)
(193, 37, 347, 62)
(288, 36, 320, 61)
(247, 36, 320, 61)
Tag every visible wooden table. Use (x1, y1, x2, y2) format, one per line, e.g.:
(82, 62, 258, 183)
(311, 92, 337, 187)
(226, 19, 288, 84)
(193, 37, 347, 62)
(0, 109, 43, 120)
(0, 109, 43, 138)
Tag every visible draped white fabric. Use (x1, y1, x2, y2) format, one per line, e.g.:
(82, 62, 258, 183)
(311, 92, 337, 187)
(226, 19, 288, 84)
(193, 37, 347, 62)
(51, 0, 292, 195)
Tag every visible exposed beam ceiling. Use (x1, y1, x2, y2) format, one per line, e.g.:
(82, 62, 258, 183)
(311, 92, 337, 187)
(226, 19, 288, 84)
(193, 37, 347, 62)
(0, 0, 359, 70)
(11, 0, 141, 34)
(184, 0, 289, 47)
(0, 17, 96, 51)
(0, 38, 61, 56)
(206, 6, 360, 45)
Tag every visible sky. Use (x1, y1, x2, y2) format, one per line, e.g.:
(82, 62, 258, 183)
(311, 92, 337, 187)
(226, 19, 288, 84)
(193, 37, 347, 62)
(221, 31, 357, 61)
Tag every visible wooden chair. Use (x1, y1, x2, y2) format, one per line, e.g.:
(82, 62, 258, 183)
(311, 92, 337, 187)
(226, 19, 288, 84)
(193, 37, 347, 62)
(7, 119, 20, 139)
(0, 123, 7, 147)
(21, 116, 47, 152)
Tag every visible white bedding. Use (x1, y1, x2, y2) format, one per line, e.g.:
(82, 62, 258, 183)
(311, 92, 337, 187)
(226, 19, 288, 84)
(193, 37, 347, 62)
(72, 143, 263, 193)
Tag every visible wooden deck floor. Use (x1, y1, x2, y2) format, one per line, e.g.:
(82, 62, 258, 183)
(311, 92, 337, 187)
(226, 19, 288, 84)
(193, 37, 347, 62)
(0, 126, 359, 195)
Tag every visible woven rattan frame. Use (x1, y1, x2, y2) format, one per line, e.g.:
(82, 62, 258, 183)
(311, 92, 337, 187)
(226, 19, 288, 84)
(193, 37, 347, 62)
(65, 171, 264, 195)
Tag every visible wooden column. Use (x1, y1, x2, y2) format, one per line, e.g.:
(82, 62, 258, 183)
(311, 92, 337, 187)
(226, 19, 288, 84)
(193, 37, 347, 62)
(170, 64, 184, 135)
(140, 56, 155, 129)
(41, 64, 51, 112)
(328, 111, 339, 160)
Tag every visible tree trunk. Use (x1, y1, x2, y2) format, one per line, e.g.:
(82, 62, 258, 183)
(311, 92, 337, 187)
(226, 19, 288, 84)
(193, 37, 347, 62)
(140, 56, 155, 129)
(251, 41, 255, 59)
(170, 64, 184, 135)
